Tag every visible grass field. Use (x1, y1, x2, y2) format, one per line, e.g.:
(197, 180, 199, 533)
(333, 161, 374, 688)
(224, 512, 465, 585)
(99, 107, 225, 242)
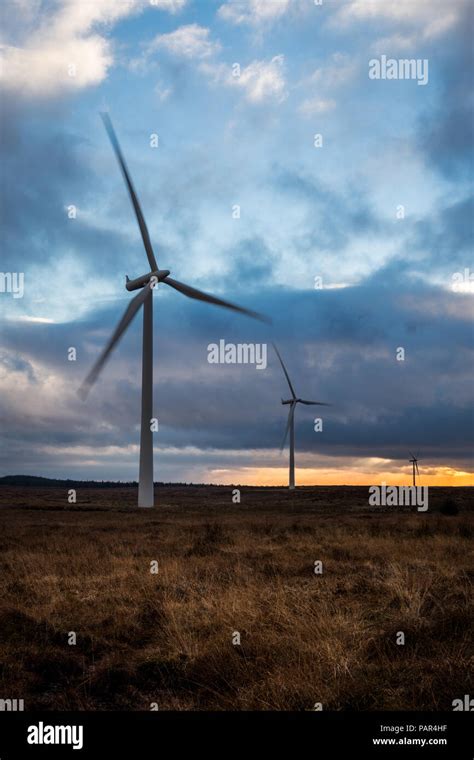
(0, 485, 472, 711)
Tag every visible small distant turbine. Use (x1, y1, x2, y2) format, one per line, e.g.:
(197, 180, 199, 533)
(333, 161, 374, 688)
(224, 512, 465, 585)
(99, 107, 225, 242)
(409, 452, 420, 486)
(273, 343, 330, 490)
(79, 114, 269, 508)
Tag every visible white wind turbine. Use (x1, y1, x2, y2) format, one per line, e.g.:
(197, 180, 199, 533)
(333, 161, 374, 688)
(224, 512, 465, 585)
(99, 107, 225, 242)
(273, 344, 330, 490)
(79, 114, 268, 507)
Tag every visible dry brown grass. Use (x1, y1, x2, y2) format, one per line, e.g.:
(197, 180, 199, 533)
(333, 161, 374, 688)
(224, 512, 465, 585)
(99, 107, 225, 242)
(0, 486, 472, 710)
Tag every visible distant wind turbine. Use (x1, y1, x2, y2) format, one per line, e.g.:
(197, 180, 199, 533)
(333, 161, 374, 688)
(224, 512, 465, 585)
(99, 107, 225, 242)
(409, 452, 420, 486)
(273, 343, 330, 490)
(79, 113, 269, 508)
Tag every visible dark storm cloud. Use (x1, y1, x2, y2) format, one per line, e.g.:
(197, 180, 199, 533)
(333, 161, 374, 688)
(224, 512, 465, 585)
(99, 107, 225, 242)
(412, 195, 474, 275)
(0, 97, 151, 280)
(1, 269, 472, 477)
(418, 3, 474, 180)
(273, 166, 383, 253)
(0, 101, 86, 251)
(220, 236, 276, 288)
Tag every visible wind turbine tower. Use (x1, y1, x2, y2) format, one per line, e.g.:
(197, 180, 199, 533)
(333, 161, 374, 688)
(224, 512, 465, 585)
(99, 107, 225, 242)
(409, 452, 420, 487)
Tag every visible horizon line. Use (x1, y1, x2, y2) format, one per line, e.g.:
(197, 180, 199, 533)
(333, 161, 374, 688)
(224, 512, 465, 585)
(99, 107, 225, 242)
(0, 475, 471, 489)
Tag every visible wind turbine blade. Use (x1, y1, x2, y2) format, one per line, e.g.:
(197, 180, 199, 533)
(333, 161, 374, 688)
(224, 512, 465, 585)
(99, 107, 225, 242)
(280, 404, 295, 451)
(272, 343, 296, 399)
(78, 283, 152, 399)
(416, 462, 420, 476)
(162, 276, 270, 323)
(101, 112, 158, 272)
(298, 399, 331, 406)
(408, 451, 416, 460)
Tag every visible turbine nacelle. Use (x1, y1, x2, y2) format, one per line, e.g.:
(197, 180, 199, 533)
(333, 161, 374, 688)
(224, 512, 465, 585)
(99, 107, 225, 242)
(126, 269, 170, 291)
(282, 398, 295, 405)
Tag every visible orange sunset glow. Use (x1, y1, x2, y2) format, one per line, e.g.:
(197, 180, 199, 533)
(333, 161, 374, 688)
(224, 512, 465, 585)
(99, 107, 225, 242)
(210, 465, 474, 488)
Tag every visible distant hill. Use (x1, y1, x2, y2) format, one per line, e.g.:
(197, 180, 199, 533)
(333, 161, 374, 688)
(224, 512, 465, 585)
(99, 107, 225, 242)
(0, 475, 137, 488)
(0, 475, 351, 489)
(0, 475, 216, 488)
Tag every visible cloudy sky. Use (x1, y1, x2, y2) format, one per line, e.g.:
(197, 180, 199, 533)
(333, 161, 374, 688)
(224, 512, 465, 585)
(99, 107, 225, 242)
(0, 0, 472, 486)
